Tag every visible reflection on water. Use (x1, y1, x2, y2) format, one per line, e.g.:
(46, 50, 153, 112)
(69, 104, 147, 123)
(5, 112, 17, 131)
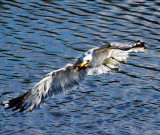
(0, 0, 160, 134)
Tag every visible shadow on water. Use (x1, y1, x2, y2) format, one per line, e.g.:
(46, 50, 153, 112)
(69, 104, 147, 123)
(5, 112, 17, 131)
(0, 0, 160, 134)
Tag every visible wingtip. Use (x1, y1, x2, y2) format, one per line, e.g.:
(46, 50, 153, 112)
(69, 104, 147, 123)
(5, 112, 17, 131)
(1, 101, 9, 108)
(130, 40, 147, 52)
(134, 40, 147, 49)
(2, 93, 28, 112)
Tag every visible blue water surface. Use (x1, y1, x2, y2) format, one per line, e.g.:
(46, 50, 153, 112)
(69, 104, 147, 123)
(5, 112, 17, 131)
(0, 0, 160, 134)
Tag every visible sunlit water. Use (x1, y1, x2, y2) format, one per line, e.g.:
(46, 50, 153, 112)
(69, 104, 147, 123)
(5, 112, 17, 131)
(0, 0, 160, 135)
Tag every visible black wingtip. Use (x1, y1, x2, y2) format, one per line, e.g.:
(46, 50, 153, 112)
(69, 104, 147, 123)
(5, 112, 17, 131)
(2, 93, 28, 112)
(1, 101, 5, 106)
(135, 40, 147, 49)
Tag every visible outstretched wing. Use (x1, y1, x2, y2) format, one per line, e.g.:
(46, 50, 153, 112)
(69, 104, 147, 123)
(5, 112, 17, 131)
(88, 40, 146, 75)
(2, 64, 87, 112)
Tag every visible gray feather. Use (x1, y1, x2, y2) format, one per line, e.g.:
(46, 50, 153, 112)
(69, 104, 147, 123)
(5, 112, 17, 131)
(3, 64, 87, 112)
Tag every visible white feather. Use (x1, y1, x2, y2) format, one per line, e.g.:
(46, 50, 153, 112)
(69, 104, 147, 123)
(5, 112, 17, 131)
(88, 65, 110, 75)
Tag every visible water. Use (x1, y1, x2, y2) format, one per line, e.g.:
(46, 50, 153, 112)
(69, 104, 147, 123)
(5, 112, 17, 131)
(0, 0, 160, 134)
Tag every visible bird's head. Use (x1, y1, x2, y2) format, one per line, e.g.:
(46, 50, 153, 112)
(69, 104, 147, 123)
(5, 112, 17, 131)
(74, 50, 94, 71)
(80, 54, 92, 68)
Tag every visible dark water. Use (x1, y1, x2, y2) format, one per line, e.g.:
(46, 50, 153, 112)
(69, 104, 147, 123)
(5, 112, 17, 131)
(0, 0, 160, 134)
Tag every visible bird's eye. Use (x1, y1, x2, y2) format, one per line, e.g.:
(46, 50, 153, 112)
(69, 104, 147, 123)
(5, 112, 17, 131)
(87, 60, 90, 63)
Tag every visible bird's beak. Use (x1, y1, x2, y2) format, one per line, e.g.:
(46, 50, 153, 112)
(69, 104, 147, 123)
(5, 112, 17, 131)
(80, 62, 87, 68)
(78, 62, 88, 71)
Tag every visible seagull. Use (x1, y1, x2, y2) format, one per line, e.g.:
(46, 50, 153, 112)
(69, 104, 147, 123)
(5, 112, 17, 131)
(2, 40, 146, 112)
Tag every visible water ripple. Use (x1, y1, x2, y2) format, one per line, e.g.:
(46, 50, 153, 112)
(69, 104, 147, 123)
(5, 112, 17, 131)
(0, 0, 160, 134)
